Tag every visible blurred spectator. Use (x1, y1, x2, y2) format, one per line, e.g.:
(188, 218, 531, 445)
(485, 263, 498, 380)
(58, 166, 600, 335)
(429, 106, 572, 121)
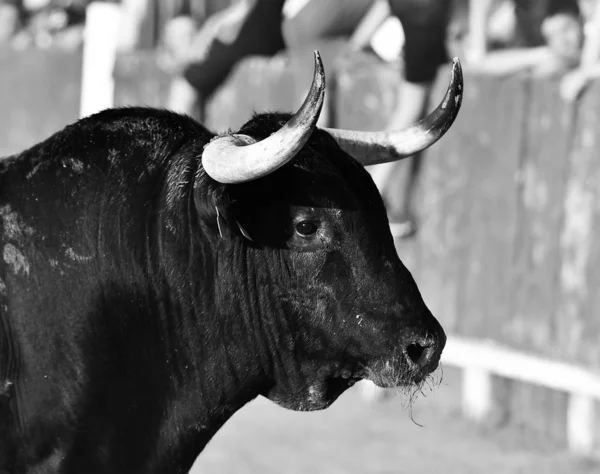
(0, 1, 21, 45)
(16, 0, 86, 50)
(165, 0, 283, 118)
(348, 0, 452, 240)
(466, 0, 584, 77)
(560, 0, 600, 100)
(164, 0, 373, 119)
(0, 0, 116, 50)
(117, 0, 218, 53)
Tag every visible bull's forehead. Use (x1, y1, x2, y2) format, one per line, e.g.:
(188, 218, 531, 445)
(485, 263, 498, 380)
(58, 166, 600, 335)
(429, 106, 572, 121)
(274, 148, 380, 210)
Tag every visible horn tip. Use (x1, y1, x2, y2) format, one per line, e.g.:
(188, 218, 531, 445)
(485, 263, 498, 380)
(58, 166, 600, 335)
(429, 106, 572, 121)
(450, 57, 463, 91)
(311, 50, 326, 93)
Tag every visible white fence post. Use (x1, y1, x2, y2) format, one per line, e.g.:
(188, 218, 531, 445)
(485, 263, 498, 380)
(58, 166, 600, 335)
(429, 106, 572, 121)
(462, 366, 493, 422)
(80, 2, 122, 118)
(567, 394, 596, 455)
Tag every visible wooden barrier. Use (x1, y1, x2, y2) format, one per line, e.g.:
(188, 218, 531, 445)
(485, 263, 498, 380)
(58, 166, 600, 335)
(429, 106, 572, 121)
(2, 43, 600, 456)
(0, 47, 81, 156)
(334, 55, 600, 455)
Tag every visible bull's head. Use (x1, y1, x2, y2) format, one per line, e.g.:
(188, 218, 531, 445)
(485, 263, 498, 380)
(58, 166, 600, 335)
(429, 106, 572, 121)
(198, 52, 462, 411)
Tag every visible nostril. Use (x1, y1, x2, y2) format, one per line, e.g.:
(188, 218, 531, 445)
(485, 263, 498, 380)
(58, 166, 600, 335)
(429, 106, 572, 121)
(406, 342, 426, 365)
(405, 340, 438, 369)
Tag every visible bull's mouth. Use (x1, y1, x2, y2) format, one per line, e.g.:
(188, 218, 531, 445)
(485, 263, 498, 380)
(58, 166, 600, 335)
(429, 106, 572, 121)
(330, 366, 365, 390)
(363, 354, 441, 389)
(267, 356, 441, 413)
(330, 355, 439, 395)
(329, 350, 442, 395)
(320, 366, 366, 402)
(267, 365, 366, 412)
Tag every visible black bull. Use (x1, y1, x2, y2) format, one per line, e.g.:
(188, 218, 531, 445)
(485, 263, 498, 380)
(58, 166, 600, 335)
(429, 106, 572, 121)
(0, 52, 462, 473)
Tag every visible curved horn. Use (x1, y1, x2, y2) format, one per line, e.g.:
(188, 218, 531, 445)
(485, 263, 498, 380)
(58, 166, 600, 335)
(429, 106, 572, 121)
(324, 57, 463, 166)
(202, 51, 326, 184)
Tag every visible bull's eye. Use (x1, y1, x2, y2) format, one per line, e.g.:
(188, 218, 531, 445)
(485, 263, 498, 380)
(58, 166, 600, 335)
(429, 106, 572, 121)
(295, 220, 318, 237)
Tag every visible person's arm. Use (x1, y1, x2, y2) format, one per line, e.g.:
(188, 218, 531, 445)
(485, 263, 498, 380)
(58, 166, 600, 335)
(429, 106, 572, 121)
(466, 0, 495, 63)
(560, 0, 600, 100)
(347, 0, 390, 52)
(560, 62, 600, 100)
(468, 46, 558, 76)
(581, 63, 600, 76)
(581, 0, 600, 67)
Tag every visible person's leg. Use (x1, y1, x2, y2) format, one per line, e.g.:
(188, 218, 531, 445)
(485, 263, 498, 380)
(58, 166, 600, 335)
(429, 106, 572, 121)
(368, 80, 430, 237)
(167, 0, 285, 120)
(370, 0, 449, 239)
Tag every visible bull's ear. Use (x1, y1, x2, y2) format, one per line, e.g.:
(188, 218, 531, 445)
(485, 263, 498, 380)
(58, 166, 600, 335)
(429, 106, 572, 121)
(193, 174, 235, 239)
(212, 206, 254, 241)
(207, 204, 255, 241)
(194, 180, 254, 241)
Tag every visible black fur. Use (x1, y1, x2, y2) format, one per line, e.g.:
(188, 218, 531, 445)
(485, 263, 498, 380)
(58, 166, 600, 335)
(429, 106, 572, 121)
(0, 107, 445, 473)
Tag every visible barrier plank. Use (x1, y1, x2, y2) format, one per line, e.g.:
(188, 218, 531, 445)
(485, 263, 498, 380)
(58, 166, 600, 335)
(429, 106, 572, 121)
(113, 52, 172, 109)
(456, 75, 525, 339)
(507, 78, 574, 356)
(0, 47, 81, 157)
(501, 78, 575, 445)
(557, 81, 600, 369)
(413, 66, 478, 333)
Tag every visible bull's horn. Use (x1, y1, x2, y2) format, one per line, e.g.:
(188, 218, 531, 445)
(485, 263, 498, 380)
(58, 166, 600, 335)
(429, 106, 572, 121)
(202, 51, 326, 184)
(323, 57, 463, 166)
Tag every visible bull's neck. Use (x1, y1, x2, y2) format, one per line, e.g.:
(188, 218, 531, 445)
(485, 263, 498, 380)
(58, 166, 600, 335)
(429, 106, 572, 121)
(159, 336, 268, 471)
(153, 238, 285, 471)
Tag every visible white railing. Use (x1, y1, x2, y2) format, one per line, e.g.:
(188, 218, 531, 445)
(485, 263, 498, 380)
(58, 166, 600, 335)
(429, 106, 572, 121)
(444, 335, 599, 456)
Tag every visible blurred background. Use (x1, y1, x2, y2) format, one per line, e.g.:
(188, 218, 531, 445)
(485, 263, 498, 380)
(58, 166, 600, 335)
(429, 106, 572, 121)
(3, 0, 600, 472)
